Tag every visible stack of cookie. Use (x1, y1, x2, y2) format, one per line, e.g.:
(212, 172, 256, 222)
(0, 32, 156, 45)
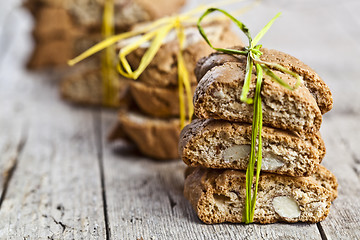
(24, 0, 185, 107)
(25, 0, 186, 69)
(179, 47, 338, 223)
(108, 21, 241, 160)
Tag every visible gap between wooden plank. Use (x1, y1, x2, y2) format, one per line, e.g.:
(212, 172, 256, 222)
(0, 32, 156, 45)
(93, 109, 111, 240)
(0, 102, 108, 239)
(316, 223, 328, 240)
(0, 126, 27, 208)
(316, 115, 360, 239)
(0, 66, 107, 239)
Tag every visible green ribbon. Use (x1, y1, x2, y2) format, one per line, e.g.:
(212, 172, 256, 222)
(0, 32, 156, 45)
(197, 8, 302, 223)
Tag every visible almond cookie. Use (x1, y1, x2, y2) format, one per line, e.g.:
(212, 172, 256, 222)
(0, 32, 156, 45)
(27, 39, 75, 69)
(109, 110, 181, 160)
(25, 0, 186, 69)
(60, 64, 131, 107)
(193, 59, 323, 134)
(31, 7, 82, 41)
(25, 0, 186, 32)
(118, 20, 242, 88)
(184, 167, 337, 224)
(179, 118, 325, 177)
(195, 47, 333, 114)
(129, 81, 196, 118)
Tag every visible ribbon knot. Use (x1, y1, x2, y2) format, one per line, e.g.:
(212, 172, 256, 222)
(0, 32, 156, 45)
(248, 46, 262, 59)
(172, 16, 182, 28)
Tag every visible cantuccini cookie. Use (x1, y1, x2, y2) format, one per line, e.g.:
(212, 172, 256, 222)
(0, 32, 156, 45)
(25, 0, 186, 31)
(179, 118, 325, 177)
(193, 59, 323, 134)
(110, 110, 181, 160)
(184, 167, 337, 224)
(60, 65, 131, 107)
(28, 31, 101, 69)
(27, 39, 74, 69)
(31, 7, 82, 40)
(25, 0, 186, 69)
(118, 21, 242, 88)
(195, 47, 333, 114)
(129, 81, 196, 118)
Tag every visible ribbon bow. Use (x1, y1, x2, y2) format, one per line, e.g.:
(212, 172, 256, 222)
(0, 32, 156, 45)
(197, 8, 302, 224)
(69, 1, 259, 128)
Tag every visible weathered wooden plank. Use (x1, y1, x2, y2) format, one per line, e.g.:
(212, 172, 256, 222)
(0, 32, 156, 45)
(101, 111, 323, 240)
(0, 53, 107, 239)
(317, 115, 360, 240)
(0, 0, 28, 206)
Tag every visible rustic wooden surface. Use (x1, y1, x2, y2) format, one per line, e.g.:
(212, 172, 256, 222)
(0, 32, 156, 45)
(0, 0, 360, 239)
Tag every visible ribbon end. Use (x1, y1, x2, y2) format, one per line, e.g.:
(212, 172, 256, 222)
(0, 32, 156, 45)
(67, 60, 76, 66)
(241, 96, 253, 104)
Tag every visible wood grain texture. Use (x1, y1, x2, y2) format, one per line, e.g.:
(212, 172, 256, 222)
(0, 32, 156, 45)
(0, 56, 106, 239)
(318, 115, 360, 240)
(0, 103, 25, 205)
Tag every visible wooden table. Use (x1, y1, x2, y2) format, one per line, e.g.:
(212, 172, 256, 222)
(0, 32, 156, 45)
(0, 0, 359, 239)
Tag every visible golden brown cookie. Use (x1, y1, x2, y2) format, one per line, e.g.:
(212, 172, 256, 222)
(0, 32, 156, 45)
(129, 81, 196, 118)
(109, 110, 181, 160)
(27, 39, 75, 69)
(195, 47, 333, 114)
(31, 7, 82, 40)
(179, 118, 325, 177)
(25, 0, 186, 69)
(25, 0, 186, 32)
(184, 167, 337, 224)
(194, 59, 323, 135)
(60, 63, 131, 108)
